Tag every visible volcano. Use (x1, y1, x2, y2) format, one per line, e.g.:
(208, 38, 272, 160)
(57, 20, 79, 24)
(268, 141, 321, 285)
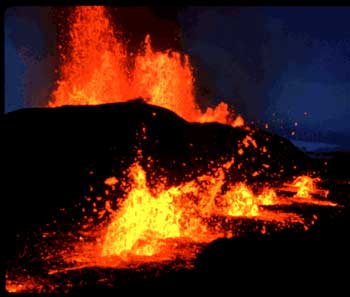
(3, 99, 350, 294)
(3, 5, 350, 295)
(2, 98, 314, 237)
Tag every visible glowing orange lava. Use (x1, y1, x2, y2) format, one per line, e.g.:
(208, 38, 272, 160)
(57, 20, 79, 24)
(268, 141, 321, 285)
(50, 6, 129, 106)
(5, 274, 54, 294)
(291, 176, 328, 199)
(6, 6, 340, 294)
(98, 159, 330, 261)
(279, 176, 335, 206)
(56, 157, 336, 269)
(49, 6, 243, 127)
(5, 155, 337, 293)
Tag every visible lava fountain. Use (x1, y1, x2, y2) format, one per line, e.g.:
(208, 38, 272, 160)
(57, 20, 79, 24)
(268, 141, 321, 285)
(5, 6, 341, 294)
(5, 145, 338, 293)
(49, 6, 243, 127)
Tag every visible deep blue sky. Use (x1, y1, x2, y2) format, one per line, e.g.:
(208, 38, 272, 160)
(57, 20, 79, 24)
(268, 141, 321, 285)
(5, 6, 350, 148)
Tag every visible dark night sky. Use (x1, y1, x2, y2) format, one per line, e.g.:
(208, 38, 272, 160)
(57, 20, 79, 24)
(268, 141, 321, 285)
(4, 6, 350, 149)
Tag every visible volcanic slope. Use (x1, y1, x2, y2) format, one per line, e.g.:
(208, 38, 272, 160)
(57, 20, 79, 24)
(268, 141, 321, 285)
(4, 99, 349, 293)
(2, 98, 310, 227)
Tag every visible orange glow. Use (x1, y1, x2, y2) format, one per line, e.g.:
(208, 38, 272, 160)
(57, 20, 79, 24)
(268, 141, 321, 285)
(49, 6, 243, 127)
(278, 176, 335, 206)
(294, 176, 329, 198)
(283, 175, 329, 199)
(131, 34, 200, 122)
(7, 6, 340, 293)
(294, 176, 321, 198)
(6, 157, 337, 293)
(242, 135, 258, 148)
(104, 176, 118, 186)
(102, 162, 184, 258)
(85, 159, 336, 264)
(50, 6, 129, 106)
(5, 275, 50, 294)
(6, 282, 27, 293)
(99, 158, 297, 261)
(223, 183, 259, 216)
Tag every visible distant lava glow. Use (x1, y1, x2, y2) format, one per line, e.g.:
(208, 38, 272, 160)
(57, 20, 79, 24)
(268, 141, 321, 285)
(49, 6, 243, 127)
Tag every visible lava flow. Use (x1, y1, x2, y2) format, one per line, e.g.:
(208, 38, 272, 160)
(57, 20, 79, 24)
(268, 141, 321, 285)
(49, 6, 243, 127)
(5, 151, 338, 293)
(52, 154, 335, 271)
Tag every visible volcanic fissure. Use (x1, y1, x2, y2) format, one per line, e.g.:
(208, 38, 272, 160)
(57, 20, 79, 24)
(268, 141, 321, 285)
(4, 6, 348, 294)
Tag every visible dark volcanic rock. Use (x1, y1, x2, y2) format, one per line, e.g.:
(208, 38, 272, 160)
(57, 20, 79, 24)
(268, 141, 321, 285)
(2, 99, 310, 234)
(2, 99, 349, 294)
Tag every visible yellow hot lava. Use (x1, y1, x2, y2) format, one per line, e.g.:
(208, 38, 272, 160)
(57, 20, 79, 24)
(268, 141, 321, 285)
(292, 176, 329, 198)
(102, 163, 183, 257)
(99, 161, 336, 260)
(101, 159, 285, 259)
(5, 159, 336, 293)
(281, 175, 330, 200)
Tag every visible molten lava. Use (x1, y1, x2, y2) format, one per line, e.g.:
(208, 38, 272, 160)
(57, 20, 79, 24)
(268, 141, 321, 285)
(94, 158, 332, 262)
(50, 6, 129, 106)
(6, 152, 337, 293)
(49, 6, 243, 127)
(279, 176, 335, 206)
(291, 175, 329, 199)
(5, 6, 340, 294)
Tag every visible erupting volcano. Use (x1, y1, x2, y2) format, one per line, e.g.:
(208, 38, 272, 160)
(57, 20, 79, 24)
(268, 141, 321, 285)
(4, 5, 350, 294)
(49, 6, 243, 126)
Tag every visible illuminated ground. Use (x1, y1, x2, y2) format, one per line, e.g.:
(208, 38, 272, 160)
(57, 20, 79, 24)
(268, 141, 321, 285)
(3, 101, 350, 294)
